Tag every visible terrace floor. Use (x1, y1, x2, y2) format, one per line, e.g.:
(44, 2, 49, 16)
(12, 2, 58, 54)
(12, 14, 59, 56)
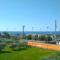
(27, 41, 60, 51)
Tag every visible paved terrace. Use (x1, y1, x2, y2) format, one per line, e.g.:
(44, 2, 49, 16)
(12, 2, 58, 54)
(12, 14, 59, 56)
(27, 40, 60, 51)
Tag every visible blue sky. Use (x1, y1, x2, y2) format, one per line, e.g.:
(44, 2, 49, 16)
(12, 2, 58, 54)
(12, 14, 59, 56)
(0, 0, 60, 31)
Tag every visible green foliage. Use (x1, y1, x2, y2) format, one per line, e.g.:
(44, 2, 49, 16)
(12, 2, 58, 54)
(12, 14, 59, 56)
(40, 52, 60, 60)
(13, 36, 20, 40)
(34, 34, 38, 40)
(0, 43, 6, 51)
(3, 32, 10, 38)
(39, 35, 47, 41)
(39, 35, 52, 41)
(10, 42, 31, 51)
(27, 34, 32, 40)
(47, 36, 52, 41)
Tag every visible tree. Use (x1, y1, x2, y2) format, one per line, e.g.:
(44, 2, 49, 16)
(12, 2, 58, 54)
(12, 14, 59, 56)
(34, 34, 38, 40)
(47, 36, 52, 41)
(27, 34, 32, 40)
(39, 35, 48, 41)
(3, 32, 10, 38)
(0, 33, 1, 37)
(39, 35, 45, 41)
(0, 41, 6, 51)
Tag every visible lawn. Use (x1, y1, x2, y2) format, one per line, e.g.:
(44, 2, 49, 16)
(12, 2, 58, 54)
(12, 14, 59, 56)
(0, 45, 58, 60)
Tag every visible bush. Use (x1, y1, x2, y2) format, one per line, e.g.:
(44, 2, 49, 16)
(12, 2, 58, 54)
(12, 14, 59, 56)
(10, 42, 31, 51)
(0, 43, 6, 51)
(3, 32, 10, 38)
(27, 34, 32, 40)
(34, 34, 38, 40)
(47, 36, 52, 41)
(39, 35, 47, 41)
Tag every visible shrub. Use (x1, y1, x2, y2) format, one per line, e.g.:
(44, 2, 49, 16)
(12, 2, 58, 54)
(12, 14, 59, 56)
(39, 35, 47, 41)
(27, 34, 32, 40)
(10, 42, 31, 51)
(34, 34, 38, 40)
(0, 43, 6, 51)
(3, 32, 10, 38)
(47, 36, 52, 41)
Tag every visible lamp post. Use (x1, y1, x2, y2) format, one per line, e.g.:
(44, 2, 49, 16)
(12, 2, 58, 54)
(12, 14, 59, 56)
(55, 20, 58, 44)
(55, 20, 57, 39)
(32, 27, 34, 41)
(22, 25, 25, 40)
(46, 26, 49, 49)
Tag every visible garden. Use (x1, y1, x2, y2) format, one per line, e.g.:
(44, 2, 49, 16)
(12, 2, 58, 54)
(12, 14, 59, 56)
(0, 45, 59, 60)
(0, 32, 60, 60)
(0, 40, 60, 60)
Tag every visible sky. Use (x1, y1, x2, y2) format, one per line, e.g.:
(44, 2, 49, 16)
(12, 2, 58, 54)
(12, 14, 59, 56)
(0, 0, 60, 31)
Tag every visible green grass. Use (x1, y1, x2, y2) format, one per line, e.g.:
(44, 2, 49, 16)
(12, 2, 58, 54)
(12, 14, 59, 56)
(40, 52, 60, 60)
(0, 46, 58, 60)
